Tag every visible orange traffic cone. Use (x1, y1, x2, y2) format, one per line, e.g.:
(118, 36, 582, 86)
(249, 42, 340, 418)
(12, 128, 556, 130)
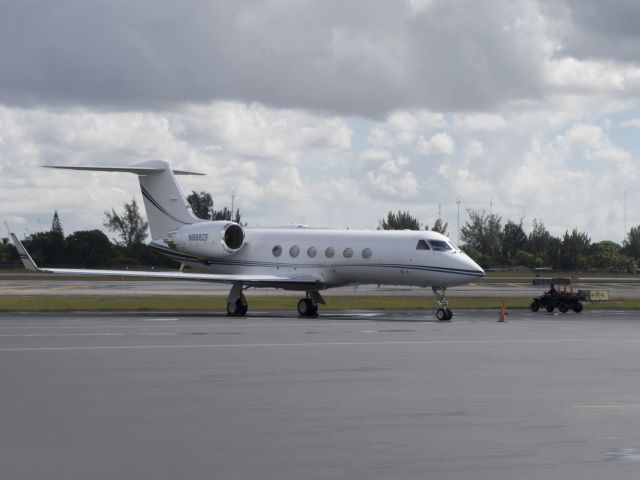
(498, 300, 507, 322)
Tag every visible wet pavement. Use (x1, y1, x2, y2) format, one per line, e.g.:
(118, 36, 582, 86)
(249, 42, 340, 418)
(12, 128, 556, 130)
(2, 310, 640, 479)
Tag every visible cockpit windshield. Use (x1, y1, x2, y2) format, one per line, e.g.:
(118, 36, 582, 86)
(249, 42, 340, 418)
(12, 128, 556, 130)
(416, 240, 430, 250)
(428, 240, 453, 251)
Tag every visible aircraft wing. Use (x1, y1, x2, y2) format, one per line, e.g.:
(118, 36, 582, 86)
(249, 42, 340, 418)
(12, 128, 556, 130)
(10, 233, 323, 290)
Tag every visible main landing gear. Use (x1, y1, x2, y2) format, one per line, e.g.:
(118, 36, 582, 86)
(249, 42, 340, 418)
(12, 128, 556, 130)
(432, 286, 453, 321)
(297, 291, 325, 317)
(226, 284, 248, 316)
(226, 285, 326, 318)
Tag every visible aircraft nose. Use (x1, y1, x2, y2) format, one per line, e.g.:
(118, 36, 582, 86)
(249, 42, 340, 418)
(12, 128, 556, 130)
(461, 252, 485, 277)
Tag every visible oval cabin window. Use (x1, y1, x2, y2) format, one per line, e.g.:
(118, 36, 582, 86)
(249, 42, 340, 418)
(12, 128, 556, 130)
(343, 247, 354, 258)
(272, 245, 282, 257)
(325, 247, 335, 258)
(307, 246, 317, 257)
(362, 248, 372, 259)
(289, 245, 300, 257)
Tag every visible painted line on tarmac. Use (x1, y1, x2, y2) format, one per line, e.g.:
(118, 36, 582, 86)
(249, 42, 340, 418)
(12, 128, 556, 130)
(4, 337, 640, 352)
(575, 405, 640, 411)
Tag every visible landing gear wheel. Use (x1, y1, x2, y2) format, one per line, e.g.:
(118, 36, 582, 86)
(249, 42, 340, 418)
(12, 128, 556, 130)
(436, 308, 453, 321)
(297, 298, 317, 317)
(227, 296, 248, 316)
(432, 287, 452, 321)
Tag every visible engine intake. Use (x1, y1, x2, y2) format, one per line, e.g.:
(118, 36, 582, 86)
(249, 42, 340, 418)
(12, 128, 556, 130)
(221, 223, 244, 252)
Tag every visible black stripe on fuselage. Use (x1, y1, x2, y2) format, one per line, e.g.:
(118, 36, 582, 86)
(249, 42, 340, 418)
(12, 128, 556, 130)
(149, 243, 483, 277)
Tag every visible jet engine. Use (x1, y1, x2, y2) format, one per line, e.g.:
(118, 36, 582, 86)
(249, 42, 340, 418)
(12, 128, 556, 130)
(173, 221, 245, 257)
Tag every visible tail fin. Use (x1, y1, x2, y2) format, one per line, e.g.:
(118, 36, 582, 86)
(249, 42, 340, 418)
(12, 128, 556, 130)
(45, 160, 204, 240)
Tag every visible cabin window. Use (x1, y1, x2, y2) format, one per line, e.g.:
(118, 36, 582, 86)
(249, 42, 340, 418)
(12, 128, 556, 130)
(428, 240, 452, 251)
(272, 245, 282, 257)
(416, 240, 430, 250)
(362, 248, 372, 259)
(307, 246, 317, 258)
(343, 247, 354, 258)
(325, 247, 335, 258)
(289, 245, 300, 257)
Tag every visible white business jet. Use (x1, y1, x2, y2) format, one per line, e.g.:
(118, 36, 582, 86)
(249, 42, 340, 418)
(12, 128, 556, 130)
(11, 160, 484, 320)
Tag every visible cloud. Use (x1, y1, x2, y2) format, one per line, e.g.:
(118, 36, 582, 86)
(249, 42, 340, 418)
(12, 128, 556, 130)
(416, 132, 455, 155)
(548, 0, 640, 63)
(364, 156, 418, 199)
(0, 0, 554, 116)
(452, 114, 507, 131)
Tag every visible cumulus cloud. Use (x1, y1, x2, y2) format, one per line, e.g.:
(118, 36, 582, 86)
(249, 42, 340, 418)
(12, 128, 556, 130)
(363, 156, 418, 199)
(416, 132, 455, 155)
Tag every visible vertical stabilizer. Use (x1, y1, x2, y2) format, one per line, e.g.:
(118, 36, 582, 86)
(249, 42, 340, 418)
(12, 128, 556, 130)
(135, 160, 200, 239)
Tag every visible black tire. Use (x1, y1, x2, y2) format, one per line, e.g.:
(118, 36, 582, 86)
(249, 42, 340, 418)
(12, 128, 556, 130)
(530, 301, 540, 313)
(436, 308, 447, 321)
(227, 297, 248, 316)
(297, 298, 313, 316)
(572, 302, 583, 313)
(445, 308, 453, 320)
(559, 303, 569, 314)
(546, 306, 554, 313)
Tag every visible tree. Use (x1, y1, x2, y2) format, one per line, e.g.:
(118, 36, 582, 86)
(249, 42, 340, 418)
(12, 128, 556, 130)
(103, 198, 149, 247)
(51, 210, 64, 237)
(558, 229, 591, 271)
(23, 231, 66, 266)
(527, 219, 552, 256)
(431, 218, 449, 236)
(380, 210, 421, 230)
(460, 210, 502, 258)
(502, 220, 527, 261)
(187, 190, 243, 223)
(211, 206, 242, 223)
(0, 239, 19, 266)
(65, 230, 114, 267)
(187, 191, 213, 220)
(588, 241, 636, 272)
(623, 225, 640, 259)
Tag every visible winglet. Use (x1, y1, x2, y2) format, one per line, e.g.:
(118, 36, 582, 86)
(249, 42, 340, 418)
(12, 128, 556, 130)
(9, 232, 40, 272)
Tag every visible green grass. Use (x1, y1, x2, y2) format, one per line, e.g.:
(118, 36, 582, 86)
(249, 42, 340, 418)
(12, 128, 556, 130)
(0, 295, 634, 312)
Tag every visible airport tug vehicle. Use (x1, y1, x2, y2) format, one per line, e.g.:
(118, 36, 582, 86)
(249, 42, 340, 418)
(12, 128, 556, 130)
(530, 277, 586, 314)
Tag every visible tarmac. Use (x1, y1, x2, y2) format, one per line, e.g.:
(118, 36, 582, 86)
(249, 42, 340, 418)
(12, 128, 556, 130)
(2, 309, 640, 479)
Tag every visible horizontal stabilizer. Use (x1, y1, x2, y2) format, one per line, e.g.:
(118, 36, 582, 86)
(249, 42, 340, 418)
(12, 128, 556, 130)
(43, 164, 205, 176)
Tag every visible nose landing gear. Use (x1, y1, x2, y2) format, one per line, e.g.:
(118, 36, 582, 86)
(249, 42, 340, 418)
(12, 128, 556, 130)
(432, 287, 453, 321)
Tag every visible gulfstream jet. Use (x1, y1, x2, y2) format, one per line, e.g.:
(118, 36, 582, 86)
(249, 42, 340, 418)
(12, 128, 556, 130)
(11, 160, 484, 320)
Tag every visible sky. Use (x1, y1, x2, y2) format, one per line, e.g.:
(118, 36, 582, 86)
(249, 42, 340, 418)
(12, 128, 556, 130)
(2, 0, 640, 245)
